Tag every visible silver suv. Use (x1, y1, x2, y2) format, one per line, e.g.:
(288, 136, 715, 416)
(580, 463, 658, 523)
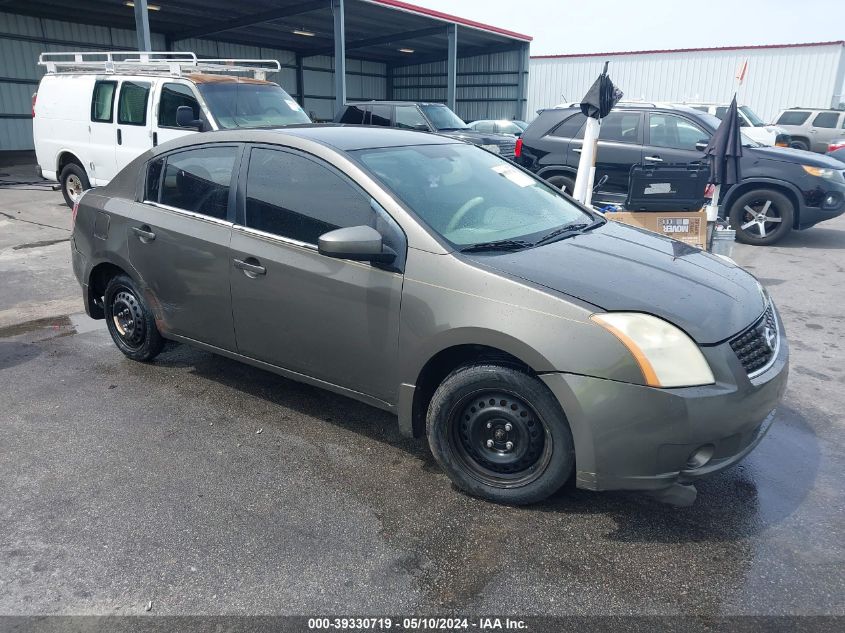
(71, 126, 788, 505)
(773, 108, 845, 153)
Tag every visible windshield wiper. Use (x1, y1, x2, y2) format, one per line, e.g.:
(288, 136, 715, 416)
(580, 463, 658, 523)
(535, 219, 606, 246)
(460, 239, 534, 253)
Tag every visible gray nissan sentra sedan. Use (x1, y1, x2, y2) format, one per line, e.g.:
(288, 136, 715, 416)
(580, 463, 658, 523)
(70, 126, 789, 505)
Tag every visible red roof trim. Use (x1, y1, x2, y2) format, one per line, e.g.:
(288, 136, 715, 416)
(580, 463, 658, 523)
(365, 0, 533, 42)
(532, 40, 845, 59)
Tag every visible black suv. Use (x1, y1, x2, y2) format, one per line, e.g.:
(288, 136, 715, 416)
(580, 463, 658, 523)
(335, 101, 518, 159)
(516, 103, 845, 245)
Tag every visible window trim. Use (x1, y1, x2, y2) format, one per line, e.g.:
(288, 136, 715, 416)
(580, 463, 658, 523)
(139, 143, 243, 223)
(156, 81, 202, 131)
(117, 80, 151, 127)
(90, 80, 117, 123)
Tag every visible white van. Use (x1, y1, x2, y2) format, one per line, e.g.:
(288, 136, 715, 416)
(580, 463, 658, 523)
(33, 51, 310, 206)
(682, 103, 789, 147)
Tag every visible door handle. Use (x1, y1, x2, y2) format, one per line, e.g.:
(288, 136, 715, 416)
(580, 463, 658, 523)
(153, 131, 158, 147)
(234, 258, 266, 277)
(644, 155, 663, 162)
(132, 225, 156, 242)
(572, 147, 582, 153)
(117, 129, 122, 145)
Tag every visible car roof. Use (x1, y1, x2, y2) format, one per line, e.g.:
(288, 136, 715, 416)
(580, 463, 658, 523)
(550, 102, 706, 115)
(149, 124, 459, 156)
(343, 101, 446, 107)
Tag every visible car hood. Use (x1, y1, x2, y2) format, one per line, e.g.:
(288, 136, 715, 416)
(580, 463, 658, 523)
(746, 144, 845, 167)
(464, 221, 766, 345)
(438, 129, 515, 146)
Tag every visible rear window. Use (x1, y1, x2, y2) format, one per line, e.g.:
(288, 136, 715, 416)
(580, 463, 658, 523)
(149, 146, 237, 220)
(776, 111, 811, 126)
(549, 112, 587, 139)
(91, 80, 117, 123)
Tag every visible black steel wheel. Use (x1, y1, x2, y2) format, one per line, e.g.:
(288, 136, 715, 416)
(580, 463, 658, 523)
(104, 274, 164, 362)
(427, 364, 575, 505)
(729, 188, 794, 245)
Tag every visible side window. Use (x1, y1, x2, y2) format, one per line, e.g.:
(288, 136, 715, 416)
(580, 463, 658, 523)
(499, 121, 523, 135)
(395, 106, 428, 130)
(648, 114, 709, 151)
(714, 107, 728, 120)
(245, 147, 375, 244)
(158, 83, 200, 128)
(117, 81, 151, 126)
(91, 80, 117, 122)
(369, 105, 392, 127)
(145, 157, 164, 202)
(474, 121, 496, 133)
(776, 111, 810, 126)
(812, 112, 839, 128)
(599, 112, 641, 143)
(158, 146, 236, 219)
(550, 113, 587, 139)
(339, 104, 365, 124)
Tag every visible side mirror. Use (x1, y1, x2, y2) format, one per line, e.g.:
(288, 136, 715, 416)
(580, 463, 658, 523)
(695, 140, 709, 151)
(318, 225, 396, 263)
(176, 106, 203, 130)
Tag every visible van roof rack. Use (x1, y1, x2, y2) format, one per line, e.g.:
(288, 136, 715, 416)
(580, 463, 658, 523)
(38, 51, 281, 80)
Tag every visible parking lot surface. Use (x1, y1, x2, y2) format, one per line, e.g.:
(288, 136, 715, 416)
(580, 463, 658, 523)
(1, 167, 844, 616)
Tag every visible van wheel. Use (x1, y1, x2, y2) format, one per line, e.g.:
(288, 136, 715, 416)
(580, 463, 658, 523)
(729, 189, 794, 245)
(426, 364, 575, 505)
(59, 163, 90, 208)
(104, 274, 164, 362)
(546, 175, 575, 195)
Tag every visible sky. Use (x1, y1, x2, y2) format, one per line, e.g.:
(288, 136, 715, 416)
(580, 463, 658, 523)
(411, 0, 845, 56)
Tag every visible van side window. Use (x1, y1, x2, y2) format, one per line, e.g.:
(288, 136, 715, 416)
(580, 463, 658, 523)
(91, 81, 117, 122)
(155, 146, 236, 220)
(245, 147, 375, 244)
(158, 83, 200, 128)
(118, 82, 151, 126)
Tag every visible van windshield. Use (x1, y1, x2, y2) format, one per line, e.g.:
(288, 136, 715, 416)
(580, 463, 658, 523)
(197, 82, 311, 129)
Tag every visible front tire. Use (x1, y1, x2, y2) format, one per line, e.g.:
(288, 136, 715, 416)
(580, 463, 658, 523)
(104, 274, 164, 362)
(729, 188, 794, 245)
(427, 364, 575, 505)
(59, 163, 90, 208)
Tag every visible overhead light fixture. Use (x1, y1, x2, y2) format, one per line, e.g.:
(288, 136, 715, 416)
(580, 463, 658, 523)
(124, 1, 161, 10)
(398, 48, 414, 53)
(293, 29, 316, 37)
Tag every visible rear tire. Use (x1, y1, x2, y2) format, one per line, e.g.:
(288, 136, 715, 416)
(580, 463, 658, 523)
(546, 174, 575, 195)
(789, 139, 809, 152)
(729, 188, 794, 246)
(104, 274, 164, 362)
(426, 364, 575, 505)
(59, 163, 90, 208)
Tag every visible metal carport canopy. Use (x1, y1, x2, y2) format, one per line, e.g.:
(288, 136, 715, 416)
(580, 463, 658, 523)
(4, 0, 531, 113)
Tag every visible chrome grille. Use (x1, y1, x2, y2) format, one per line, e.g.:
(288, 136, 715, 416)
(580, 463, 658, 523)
(729, 303, 779, 377)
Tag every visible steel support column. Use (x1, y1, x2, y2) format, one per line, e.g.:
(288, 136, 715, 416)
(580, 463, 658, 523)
(133, 0, 152, 52)
(446, 24, 457, 111)
(332, 0, 346, 114)
(516, 42, 530, 120)
(295, 54, 305, 107)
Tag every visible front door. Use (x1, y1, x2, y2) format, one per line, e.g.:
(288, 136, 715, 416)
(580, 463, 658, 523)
(643, 112, 709, 167)
(229, 146, 404, 402)
(115, 80, 154, 173)
(127, 144, 239, 351)
(154, 81, 202, 147)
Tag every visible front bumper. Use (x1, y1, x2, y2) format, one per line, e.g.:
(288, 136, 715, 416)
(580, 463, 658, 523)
(541, 312, 789, 492)
(798, 179, 845, 228)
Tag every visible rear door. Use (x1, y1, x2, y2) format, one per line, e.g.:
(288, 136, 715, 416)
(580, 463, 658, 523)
(808, 112, 843, 152)
(127, 144, 240, 350)
(592, 110, 644, 200)
(88, 79, 119, 184)
(154, 81, 202, 147)
(115, 80, 154, 172)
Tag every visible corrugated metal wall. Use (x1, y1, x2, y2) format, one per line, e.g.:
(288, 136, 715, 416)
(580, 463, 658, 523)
(528, 43, 845, 122)
(393, 49, 524, 122)
(0, 10, 386, 150)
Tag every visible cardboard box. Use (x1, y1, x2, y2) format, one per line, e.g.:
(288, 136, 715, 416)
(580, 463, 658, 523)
(605, 210, 707, 250)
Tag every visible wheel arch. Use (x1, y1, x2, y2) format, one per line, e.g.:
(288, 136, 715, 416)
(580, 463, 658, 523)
(86, 259, 135, 319)
(722, 179, 802, 229)
(57, 150, 87, 176)
(536, 165, 578, 181)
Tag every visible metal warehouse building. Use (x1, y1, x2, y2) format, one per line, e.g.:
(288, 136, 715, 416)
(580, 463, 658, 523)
(0, 0, 531, 155)
(528, 41, 845, 122)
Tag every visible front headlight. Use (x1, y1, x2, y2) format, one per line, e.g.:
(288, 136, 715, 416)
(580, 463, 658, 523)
(591, 313, 715, 388)
(802, 165, 843, 181)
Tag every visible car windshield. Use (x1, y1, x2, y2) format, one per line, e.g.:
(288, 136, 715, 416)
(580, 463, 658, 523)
(197, 82, 311, 129)
(696, 111, 761, 147)
(420, 104, 470, 131)
(353, 143, 593, 248)
(739, 106, 766, 127)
